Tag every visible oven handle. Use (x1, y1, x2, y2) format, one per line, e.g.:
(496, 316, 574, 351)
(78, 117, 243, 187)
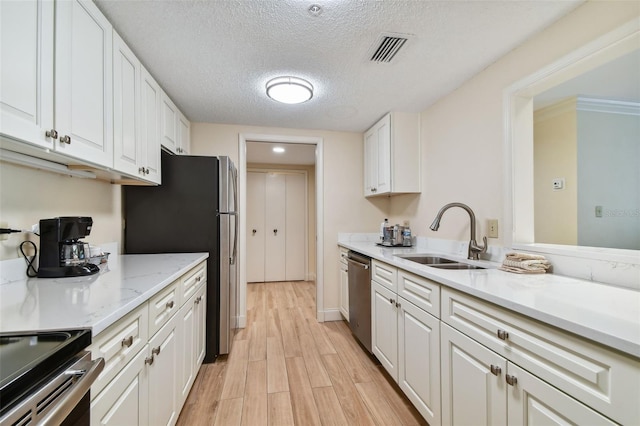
(40, 357, 105, 426)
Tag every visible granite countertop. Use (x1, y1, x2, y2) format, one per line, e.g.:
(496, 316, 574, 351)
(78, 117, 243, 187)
(0, 252, 209, 337)
(339, 240, 640, 359)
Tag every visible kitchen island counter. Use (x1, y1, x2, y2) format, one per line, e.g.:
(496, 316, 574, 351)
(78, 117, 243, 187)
(0, 252, 208, 337)
(339, 239, 640, 359)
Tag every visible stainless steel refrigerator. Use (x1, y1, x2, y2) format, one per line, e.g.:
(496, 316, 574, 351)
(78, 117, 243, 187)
(123, 153, 238, 362)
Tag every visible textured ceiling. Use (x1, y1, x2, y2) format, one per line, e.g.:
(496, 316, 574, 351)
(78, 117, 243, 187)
(95, 0, 582, 133)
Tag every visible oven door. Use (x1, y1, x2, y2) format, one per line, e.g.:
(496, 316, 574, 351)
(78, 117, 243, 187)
(0, 352, 104, 426)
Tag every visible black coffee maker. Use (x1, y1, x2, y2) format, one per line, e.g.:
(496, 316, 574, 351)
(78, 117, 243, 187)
(37, 217, 100, 278)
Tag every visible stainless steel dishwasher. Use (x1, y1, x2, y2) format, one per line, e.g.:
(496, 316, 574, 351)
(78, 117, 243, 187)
(346, 251, 372, 353)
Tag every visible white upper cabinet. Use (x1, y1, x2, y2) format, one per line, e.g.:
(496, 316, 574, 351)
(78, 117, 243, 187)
(0, 0, 54, 149)
(177, 111, 190, 155)
(54, 0, 113, 167)
(0, 0, 113, 167)
(140, 66, 162, 183)
(161, 90, 190, 155)
(112, 30, 162, 184)
(113, 30, 140, 177)
(364, 112, 420, 197)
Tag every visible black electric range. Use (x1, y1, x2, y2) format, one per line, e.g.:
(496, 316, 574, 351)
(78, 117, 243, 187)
(0, 329, 93, 423)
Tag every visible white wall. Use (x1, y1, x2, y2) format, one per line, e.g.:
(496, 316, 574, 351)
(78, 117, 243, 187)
(0, 162, 122, 260)
(390, 1, 639, 248)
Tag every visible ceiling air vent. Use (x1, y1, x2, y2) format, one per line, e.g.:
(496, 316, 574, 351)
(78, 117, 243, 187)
(368, 32, 413, 63)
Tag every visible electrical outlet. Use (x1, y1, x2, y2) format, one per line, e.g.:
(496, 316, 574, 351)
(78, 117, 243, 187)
(0, 222, 8, 241)
(488, 219, 499, 238)
(552, 178, 565, 191)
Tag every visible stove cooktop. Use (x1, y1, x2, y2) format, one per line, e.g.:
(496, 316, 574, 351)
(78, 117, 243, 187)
(0, 329, 91, 415)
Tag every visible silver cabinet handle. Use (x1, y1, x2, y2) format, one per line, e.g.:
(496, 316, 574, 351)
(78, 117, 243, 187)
(121, 336, 134, 348)
(490, 365, 501, 376)
(196, 276, 202, 282)
(145, 167, 150, 175)
(396, 301, 401, 308)
(273, 229, 278, 236)
(60, 135, 71, 144)
(506, 374, 517, 386)
(371, 187, 377, 192)
(195, 296, 202, 304)
(152, 346, 161, 356)
(45, 129, 58, 139)
(145, 355, 154, 365)
(497, 329, 509, 340)
(139, 167, 145, 175)
(166, 300, 175, 309)
(252, 229, 257, 235)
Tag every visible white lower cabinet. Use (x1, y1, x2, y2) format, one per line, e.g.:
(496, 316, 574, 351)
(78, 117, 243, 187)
(442, 323, 617, 426)
(372, 275, 441, 425)
(398, 297, 440, 426)
(147, 314, 179, 426)
(91, 345, 150, 426)
(339, 248, 349, 320)
(90, 260, 207, 426)
(372, 281, 398, 378)
(441, 323, 507, 426)
(357, 255, 638, 426)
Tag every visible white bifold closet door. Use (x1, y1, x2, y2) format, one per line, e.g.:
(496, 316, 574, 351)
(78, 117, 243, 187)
(247, 171, 306, 282)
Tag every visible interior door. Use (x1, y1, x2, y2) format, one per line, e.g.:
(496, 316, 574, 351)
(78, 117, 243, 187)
(247, 172, 266, 282)
(265, 173, 286, 281)
(285, 173, 306, 281)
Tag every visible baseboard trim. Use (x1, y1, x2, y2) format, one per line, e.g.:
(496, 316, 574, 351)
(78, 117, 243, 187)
(321, 309, 344, 322)
(237, 315, 247, 329)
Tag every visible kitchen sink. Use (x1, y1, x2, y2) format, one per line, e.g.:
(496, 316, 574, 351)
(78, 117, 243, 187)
(396, 254, 486, 270)
(396, 255, 457, 265)
(428, 263, 486, 270)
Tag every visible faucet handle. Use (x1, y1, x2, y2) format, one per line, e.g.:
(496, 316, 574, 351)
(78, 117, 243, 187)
(469, 236, 488, 260)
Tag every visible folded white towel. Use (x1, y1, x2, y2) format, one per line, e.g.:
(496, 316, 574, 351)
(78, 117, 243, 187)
(500, 252, 551, 274)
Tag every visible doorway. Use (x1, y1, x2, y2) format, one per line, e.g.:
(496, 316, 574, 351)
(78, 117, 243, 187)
(239, 134, 324, 328)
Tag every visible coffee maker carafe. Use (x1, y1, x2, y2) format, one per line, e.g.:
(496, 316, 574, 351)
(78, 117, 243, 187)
(37, 217, 100, 278)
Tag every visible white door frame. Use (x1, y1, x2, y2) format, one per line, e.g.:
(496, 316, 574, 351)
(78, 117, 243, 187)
(239, 133, 324, 325)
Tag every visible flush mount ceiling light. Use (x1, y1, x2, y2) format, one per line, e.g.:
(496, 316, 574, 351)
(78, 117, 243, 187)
(266, 76, 314, 104)
(272, 147, 285, 153)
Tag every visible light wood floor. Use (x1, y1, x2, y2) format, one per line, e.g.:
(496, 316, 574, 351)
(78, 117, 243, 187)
(177, 281, 427, 426)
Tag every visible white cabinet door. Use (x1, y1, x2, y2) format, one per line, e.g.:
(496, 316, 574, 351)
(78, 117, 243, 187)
(177, 295, 196, 408)
(140, 66, 161, 184)
(375, 113, 391, 194)
(54, 0, 113, 167)
(160, 91, 178, 154)
(112, 30, 140, 177)
(371, 281, 398, 380)
(0, 0, 54, 149)
(247, 171, 266, 282)
(507, 363, 617, 426)
(265, 172, 286, 281)
(398, 297, 441, 426)
(177, 111, 190, 155)
(194, 285, 207, 366)
(441, 323, 507, 426)
(147, 315, 179, 426)
(363, 127, 377, 196)
(339, 257, 349, 320)
(91, 346, 149, 426)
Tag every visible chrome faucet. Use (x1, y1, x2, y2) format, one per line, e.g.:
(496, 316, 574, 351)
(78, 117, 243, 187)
(429, 202, 487, 260)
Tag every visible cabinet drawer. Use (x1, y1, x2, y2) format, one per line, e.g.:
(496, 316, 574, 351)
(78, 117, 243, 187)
(148, 280, 179, 337)
(371, 259, 397, 292)
(398, 270, 440, 318)
(180, 262, 206, 305)
(441, 287, 640, 425)
(89, 303, 149, 398)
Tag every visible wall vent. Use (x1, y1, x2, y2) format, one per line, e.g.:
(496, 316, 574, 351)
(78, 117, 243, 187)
(368, 32, 413, 63)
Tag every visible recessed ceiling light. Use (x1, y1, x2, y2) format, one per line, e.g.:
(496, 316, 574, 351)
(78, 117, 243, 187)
(266, 76, 314, 104)
(273, 147, 286, 153)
